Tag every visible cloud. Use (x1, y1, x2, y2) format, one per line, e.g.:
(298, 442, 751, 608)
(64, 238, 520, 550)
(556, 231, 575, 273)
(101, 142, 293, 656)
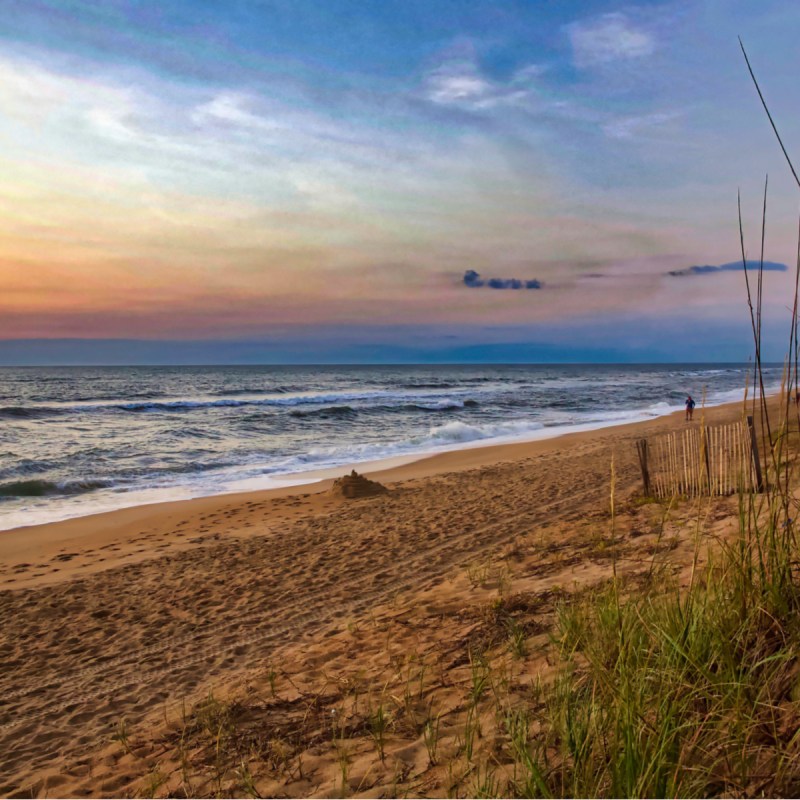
(191, 91, 279, 131)
(566, 13, 655, 68)
(0, 50, 458, 219)
(426, 68, 494, 107)
(667, 260, 788, 277)
(423, 46, 542, 112)
(602, 110, 683, 141)
(463, 270, 542, 289)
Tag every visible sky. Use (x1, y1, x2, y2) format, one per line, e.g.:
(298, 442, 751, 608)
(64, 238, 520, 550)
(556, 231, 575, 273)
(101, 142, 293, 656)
(1, 0, 800, 364)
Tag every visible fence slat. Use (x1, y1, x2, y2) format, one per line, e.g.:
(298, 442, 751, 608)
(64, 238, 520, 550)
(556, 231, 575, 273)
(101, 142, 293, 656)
(671, 433, 678, 496)
(710, 425, 716, 496)
(681, 430, 688, 496)
(725, 423, 731, 494)
(655, 436, 663, 498)
(727, 425, 736, 494)
(708, 428, 717, 497)
(665, 434, 672, 497)
(694, 428, 700, 497)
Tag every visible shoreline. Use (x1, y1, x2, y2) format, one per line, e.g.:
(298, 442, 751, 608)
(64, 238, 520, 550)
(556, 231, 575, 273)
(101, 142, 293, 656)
(0, 402, 692, 536)
(0, 394, 757, 578)
(0, 388, 763, 534)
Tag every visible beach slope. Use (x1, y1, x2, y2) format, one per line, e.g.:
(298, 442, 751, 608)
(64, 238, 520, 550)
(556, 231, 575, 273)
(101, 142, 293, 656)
(0, 400, 753, 797)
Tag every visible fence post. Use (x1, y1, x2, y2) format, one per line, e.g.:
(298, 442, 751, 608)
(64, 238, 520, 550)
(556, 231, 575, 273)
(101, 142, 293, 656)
(637, 438, 651, 496)
(747, 415, 765, 492)
(701, 424, 711, 495)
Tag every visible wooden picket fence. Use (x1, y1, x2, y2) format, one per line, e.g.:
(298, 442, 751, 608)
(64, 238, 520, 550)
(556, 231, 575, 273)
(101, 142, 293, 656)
(636, 416, 764, 498)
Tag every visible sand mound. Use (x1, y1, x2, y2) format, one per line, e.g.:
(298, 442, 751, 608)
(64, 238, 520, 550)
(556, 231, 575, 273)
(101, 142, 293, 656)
(329, 470, 388, 499)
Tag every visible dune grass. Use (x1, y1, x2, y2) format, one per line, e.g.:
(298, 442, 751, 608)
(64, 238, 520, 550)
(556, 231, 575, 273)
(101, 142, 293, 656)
(537, 490, 800, 797)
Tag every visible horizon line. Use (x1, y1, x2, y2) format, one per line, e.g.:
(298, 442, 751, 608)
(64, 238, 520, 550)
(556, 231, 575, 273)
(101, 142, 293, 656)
(0, 360, 766, 368)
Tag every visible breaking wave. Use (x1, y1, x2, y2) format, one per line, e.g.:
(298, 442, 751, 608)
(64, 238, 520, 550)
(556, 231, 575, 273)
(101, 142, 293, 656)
(0, 478, 111, 498)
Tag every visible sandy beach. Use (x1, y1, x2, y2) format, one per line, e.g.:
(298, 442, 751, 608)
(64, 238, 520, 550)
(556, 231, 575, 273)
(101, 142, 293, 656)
(0, 398, 757, 797)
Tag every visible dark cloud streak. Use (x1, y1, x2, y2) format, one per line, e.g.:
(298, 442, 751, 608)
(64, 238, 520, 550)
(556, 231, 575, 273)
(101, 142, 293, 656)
(668, 260, 788, 277)
(463, 270, 542, 289)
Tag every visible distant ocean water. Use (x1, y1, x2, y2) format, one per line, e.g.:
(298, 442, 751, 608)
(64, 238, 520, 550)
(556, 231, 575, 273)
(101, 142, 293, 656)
(0, 364, 781, 530)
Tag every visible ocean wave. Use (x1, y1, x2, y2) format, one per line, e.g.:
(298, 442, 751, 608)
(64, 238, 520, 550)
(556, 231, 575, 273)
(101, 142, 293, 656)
(423, 419, 544, 445)
(398, 382, 459, 389)
(0, 459, 60, 480)
(117, 388, 482, 413)
(295, 418, 548, 469)
(208, 385, 300, 396)
(286, 397, 481, 417)
(289, 405, 357, 419)
(0, 478, 111, 498)
(645, 401, 677, 414)
(0, 405, 66, 420)
(704, 382, 781, 407)
(8, 387, 483, 417)
(59, 390, 170, 403)
(403, 399, 479, 412)
(287, 399, 480, 419)
(159, 425, 225, 441)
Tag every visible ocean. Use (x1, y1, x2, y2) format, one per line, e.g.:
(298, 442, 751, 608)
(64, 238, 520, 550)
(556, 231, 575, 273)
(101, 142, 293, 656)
(0, 363, 781, 530)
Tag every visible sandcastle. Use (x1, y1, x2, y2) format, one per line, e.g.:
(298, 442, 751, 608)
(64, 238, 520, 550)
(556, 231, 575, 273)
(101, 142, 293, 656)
(329, 470, 388, 499)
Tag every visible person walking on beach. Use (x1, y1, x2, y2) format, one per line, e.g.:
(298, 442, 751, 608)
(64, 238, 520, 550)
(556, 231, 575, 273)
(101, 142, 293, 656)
(685, 395, 696, 421)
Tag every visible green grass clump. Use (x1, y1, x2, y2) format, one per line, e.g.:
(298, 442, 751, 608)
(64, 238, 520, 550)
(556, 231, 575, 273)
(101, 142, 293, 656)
(540, 533, 800, 798)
